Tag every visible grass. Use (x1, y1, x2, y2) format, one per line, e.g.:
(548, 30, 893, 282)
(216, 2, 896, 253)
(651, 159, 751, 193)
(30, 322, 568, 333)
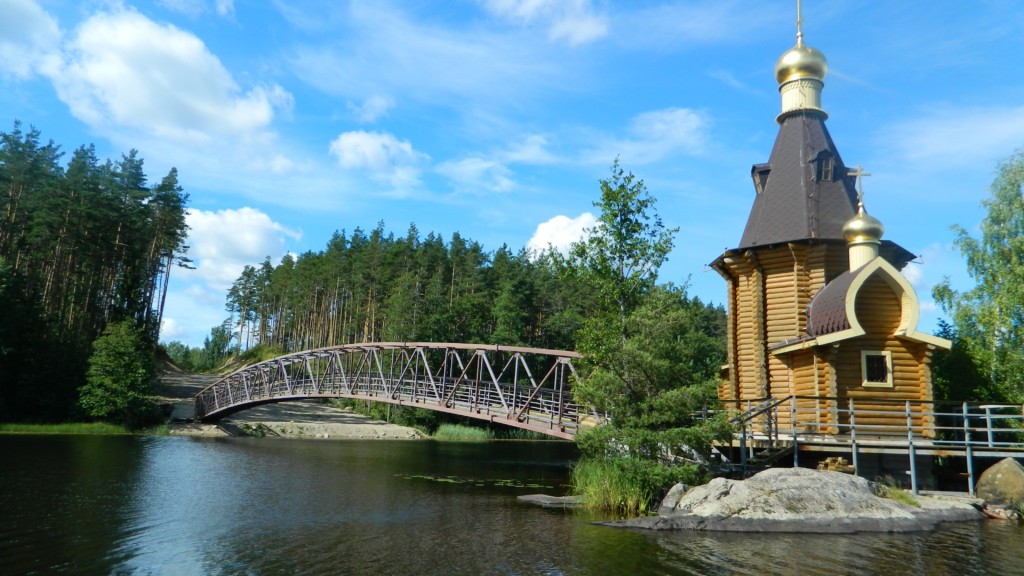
(873, 479, 921, 508)
(571, 457, 656, 516)
(879, 485, 920, 507)
(433, 423, 492, 441)
(0, 422, 132, 435)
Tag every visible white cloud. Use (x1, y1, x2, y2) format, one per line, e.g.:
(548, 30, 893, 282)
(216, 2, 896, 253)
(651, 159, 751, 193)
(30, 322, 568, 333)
(483, 0, 607, 45)
(44, 8, 292, 143)
(614, 1, 781, 49)
(329, 130, 427, 191)
(185, 207, 301, 290)
(437, 157, 515, 193)
(159, 0, 234, 18)
(0, 0, 60, 79)
(438, 134, 559, 193)
(709, 69, 761, 95)
(902, 261, 923, 287)
(527, 212, 597, 255)
(584, 107, 709, 165)
(160, 316, 186, 341)
(289, 3, 570, 110)
(329, 130, 417, 170)
(348, 95, 394, 123)
(215, 0, 234, 17)
(501, 134, 558, 164)
(884, 105, 1024, 169)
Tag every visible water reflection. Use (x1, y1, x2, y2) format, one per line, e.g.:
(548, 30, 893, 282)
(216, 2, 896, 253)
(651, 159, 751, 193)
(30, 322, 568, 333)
(1, 435, 1022, 575)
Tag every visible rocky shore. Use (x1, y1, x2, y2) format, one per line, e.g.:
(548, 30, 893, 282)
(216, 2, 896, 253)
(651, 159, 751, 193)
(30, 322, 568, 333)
(605, 468, 985, 533)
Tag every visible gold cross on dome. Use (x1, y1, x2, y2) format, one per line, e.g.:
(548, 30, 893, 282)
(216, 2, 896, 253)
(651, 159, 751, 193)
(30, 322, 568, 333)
(848, 165, 871, 203)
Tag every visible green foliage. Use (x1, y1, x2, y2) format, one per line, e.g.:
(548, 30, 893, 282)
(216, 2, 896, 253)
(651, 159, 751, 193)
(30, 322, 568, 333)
(574, 286, 726, 431)
(337, 398, 442, 434)
(219, 222, 594, 354)
(433, 423, 492, 441)
(0, 121, 189, 422)
(873, 476, 921, 507)
(78, 320, 159, 429)
(571, 456, 705, 516)
(934, 149, 1024, 403)
(565, 162, 729, 513)
(0, 422, 131, 435)
(569, 159, 677, 327)
(160, 321, 233, 373)
(930, 320, 998, 402)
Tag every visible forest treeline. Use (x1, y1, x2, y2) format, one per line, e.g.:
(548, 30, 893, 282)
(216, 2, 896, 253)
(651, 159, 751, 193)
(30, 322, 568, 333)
(0, 122, 190, 422)
(170, 222, 724, 363)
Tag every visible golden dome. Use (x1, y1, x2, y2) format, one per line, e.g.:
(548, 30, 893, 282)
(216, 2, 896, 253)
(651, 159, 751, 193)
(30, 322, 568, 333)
(843, 202, 884, 244)
(774, 41, 828, 85)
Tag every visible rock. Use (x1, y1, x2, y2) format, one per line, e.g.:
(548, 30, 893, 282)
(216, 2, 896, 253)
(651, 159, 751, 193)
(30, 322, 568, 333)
(517, 494, 585, 509)
(605, 468, 983, 533)
(976, 457, 1024, 506)
(658, 483, 690, 515)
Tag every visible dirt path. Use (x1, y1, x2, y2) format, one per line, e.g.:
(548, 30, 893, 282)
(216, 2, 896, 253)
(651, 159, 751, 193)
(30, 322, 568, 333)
(157, 370, 425, 440)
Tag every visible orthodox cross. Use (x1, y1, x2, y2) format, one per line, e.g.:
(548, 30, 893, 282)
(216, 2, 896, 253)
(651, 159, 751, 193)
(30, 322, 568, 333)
(848, 165, 871, 204)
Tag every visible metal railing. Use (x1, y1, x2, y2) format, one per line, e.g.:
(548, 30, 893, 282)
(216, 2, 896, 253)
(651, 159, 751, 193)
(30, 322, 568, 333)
(726, 396, 1024, 494)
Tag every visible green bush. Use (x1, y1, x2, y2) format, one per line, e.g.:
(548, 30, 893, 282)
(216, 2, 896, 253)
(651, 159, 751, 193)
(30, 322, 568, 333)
(78, 320, 160, 429)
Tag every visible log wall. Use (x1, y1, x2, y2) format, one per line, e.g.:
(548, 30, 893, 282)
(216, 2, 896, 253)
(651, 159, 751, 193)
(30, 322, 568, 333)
(717, 241, 853, 406)
(832, 275, 931, 432)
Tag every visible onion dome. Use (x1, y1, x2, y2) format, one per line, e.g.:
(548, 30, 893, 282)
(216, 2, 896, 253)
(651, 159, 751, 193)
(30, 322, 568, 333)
(775, 40, 828, 85)
(843, 201, 885, 244)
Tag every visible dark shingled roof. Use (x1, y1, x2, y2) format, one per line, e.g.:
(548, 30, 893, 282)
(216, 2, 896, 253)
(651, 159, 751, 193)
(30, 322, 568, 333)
(739, 111, 859, 249)
(805, 269, 857, 337)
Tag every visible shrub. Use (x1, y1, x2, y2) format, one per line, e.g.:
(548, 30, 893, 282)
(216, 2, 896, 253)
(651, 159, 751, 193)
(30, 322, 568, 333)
(78, 320, 160, 429)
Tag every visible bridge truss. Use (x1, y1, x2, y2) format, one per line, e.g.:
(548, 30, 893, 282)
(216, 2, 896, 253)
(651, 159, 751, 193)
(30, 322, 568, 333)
(194, 342, 598, 439)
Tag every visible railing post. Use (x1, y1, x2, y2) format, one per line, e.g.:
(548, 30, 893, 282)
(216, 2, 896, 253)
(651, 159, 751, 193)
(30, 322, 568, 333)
(984, 406, 995, 447)
(790, 396, 799, 468)
(740, 421, 748, 473)
(963, 402, 975, 497)
(906, 401, 918, 495)
(849, 398, 859, 476)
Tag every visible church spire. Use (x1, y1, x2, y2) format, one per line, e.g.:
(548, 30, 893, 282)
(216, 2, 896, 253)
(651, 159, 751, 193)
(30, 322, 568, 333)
(774, 0, 828, 122)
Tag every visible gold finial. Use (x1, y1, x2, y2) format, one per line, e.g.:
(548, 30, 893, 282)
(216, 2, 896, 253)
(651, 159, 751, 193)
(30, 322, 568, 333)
(774, 0, 827, 121)
(843, 166, 884, 245)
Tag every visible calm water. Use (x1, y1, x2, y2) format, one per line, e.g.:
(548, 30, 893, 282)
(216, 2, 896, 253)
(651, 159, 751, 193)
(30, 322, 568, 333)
(1, 435, 1021, 575)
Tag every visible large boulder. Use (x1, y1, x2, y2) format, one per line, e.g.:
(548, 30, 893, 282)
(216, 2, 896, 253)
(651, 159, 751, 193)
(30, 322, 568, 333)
(607, 467, 983, 533)
(976, 457, 1024, 506)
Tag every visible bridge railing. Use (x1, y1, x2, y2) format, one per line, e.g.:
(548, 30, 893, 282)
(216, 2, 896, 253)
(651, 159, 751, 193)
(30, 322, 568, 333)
(194, 342, 599, 439)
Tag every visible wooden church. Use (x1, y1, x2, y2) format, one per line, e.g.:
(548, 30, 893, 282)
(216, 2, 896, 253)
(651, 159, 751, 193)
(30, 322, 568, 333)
(710, 18, 950, 435)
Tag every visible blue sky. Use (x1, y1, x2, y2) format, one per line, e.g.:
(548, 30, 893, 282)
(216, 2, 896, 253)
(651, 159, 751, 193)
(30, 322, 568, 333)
(3, 0, 1023, 347)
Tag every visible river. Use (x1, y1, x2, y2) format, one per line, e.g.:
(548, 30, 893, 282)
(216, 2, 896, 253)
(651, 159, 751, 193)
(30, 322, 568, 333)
(1, 435, 1021, 575)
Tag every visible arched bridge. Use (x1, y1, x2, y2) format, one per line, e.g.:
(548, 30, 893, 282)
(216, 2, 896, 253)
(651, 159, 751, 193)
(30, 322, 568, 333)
(194, 342, 600, 440)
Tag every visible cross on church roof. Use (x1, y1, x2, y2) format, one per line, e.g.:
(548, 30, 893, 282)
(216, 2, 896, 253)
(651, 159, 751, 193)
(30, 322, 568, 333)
(848, 165, 871, 203)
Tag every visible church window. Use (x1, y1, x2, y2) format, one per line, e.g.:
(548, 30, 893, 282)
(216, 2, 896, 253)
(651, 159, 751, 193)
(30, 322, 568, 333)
(861, 351, 893, 388)
(816, 155, 834, 182)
